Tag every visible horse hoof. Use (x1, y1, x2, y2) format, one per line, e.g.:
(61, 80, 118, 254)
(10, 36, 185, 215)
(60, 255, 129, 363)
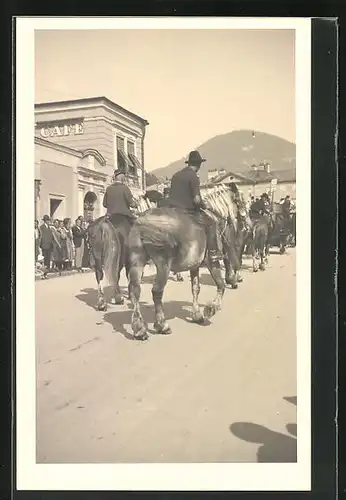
(134, 330, 149, 341)
(237, 276, 243, 283)
(191, 312, 205, 325)
(259, 264, 265, 271)
(97, 303, 107, 311)
(231, 283, 238, 289)
(112, 296, 124, 305)
(153, 322, 172, 335)
(132, 318, 149, 340)
(253, 268, 258, 273)
(203, 303, 217, 319)
(177, 276, 184, 282)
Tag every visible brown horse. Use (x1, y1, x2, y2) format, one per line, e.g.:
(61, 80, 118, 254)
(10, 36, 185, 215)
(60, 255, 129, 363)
(115, 207, 228, 340)
(88, 186, 243, 316)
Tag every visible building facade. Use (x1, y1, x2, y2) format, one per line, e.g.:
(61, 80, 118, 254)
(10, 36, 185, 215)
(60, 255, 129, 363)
(34, 96, 149, 221)
(207, 167, 296, 202)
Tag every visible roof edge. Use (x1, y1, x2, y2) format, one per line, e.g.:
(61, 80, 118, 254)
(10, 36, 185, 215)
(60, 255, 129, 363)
(35, 96, 149, 126)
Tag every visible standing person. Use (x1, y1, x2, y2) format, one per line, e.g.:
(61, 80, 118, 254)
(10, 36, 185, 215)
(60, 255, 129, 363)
(169, 150, 223, 263)
(282, 195, 292, 235)
(72, 217, 86, 272)
(61, 218, 74, 270)
(247, 195, 254, 212)
(34, 220, 41, 264)
(51, 219, 63, 274)
(39, 215, 53, 271)
(81, 219, 91, 268)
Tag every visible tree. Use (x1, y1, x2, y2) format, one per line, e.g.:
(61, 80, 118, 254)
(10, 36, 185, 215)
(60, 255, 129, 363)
(145, 171, 158, 186)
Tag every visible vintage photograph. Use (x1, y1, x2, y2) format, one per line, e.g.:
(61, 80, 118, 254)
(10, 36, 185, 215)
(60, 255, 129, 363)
(16, 17, 311, 491)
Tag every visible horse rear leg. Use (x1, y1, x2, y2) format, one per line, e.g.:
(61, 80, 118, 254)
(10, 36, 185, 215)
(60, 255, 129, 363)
(204, 259, 226, 319)
(128, 255, 148, 341)
(95, 264, 107, 311)
(223, 255, 238, 288)
(249, 241, 258, 272)
(151, 255, 172, 335)
(110, 263, 125, 305)
(190, 268, 204, 324)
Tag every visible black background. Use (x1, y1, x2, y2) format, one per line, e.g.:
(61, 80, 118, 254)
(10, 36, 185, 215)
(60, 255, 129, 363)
(0, 8, 341, 500)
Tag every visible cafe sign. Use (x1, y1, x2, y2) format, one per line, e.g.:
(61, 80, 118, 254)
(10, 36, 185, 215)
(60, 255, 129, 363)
(40, 122, 84, 138)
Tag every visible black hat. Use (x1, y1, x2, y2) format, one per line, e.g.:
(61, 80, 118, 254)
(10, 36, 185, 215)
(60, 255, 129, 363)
(185, 150, 206, 166)
(43, 214, 50, 221)
(113, 169, 125, 179)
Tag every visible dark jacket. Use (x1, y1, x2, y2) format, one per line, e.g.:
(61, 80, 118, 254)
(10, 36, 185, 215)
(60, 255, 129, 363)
(282, 200, 291, 217)
(72, 225, 86, 248)
(39, 223, 53, 250)
(103, 182, 136, 218)
(169, 166, 203, 211)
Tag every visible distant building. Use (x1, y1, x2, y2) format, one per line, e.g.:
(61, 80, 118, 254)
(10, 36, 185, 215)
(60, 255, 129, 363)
(205, 164, 296, 202)
(207, 168, 226, 181)
(34, 96, 149, 221)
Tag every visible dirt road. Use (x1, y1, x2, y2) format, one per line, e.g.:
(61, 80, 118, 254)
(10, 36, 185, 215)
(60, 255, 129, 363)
(36, 250, 296, 463)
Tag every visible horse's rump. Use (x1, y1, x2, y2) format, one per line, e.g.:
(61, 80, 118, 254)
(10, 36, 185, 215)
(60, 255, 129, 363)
(135, 207, 206, 251)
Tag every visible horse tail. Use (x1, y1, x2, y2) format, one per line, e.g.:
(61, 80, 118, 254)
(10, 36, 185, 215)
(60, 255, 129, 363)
(254, 224, 267, 253)
(89, 218, 121, 287)
(100, 222, 121, 287)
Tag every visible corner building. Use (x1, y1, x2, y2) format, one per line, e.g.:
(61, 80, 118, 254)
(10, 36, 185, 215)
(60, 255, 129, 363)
(34, 96, 149, 222)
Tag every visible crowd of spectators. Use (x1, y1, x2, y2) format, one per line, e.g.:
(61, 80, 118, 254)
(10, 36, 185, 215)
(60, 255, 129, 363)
(35, 215, 94, 279)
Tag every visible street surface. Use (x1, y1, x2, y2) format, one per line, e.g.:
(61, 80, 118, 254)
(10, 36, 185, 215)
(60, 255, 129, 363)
(36, 250, 297, 463)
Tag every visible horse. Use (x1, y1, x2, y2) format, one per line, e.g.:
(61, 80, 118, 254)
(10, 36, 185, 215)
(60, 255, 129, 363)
(87, 215, 130, 310)
(119, 208, 227, 340)
(269, 211, 290, 254)
(242, 212, 272, 272)
(91, 186, 242, 340)
(88, 185, 242, 321)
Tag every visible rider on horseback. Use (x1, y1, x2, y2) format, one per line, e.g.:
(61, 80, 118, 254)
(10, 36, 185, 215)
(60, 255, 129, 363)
(168, 150, 223, 263)
(102, 169, 137, 233)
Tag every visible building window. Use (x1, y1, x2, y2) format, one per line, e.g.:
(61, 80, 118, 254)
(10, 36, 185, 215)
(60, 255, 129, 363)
(116, 136, 127, 172)
(127, 141, 136, 176)
(116, 136, 125, 152)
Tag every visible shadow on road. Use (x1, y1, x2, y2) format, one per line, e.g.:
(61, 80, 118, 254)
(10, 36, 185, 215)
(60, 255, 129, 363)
(283, 395, 297, 406)
(230, 395, 297, 462)
(75, 287, 212, 340)
(103, 299, 210, 340)
(75, 286, 128, 309)
(229, 422, 297, 463)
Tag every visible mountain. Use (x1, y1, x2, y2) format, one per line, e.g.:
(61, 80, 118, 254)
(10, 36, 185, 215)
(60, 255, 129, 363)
(152, 130, 296, 183)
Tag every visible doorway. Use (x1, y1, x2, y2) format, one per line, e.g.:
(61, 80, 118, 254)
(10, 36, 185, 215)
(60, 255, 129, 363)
(50, 197, 64, 220)
(84, 191, 98, 222)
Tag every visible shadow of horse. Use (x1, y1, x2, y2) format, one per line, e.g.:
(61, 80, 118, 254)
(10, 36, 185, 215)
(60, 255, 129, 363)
(229, 395, 297, 462)
(103, 299, 211, 340)
(75, 288, 211, 340)
(230, 421, 297, 463)
(75, 287, 129, 308)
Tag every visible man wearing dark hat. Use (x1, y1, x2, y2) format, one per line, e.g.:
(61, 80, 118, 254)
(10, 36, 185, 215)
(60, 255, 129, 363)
(281, 195, 291, 234)
(168, 150, 223, 263)
(103, 170, 137, 234)
(39, 214, 53, 271)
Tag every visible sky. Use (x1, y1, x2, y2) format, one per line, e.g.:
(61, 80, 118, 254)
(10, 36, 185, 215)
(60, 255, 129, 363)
(35, 29, 295, 171)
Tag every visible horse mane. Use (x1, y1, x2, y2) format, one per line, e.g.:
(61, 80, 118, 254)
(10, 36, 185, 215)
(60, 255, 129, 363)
(200, 184, 238, 230)
(133, 184, 241, 231)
